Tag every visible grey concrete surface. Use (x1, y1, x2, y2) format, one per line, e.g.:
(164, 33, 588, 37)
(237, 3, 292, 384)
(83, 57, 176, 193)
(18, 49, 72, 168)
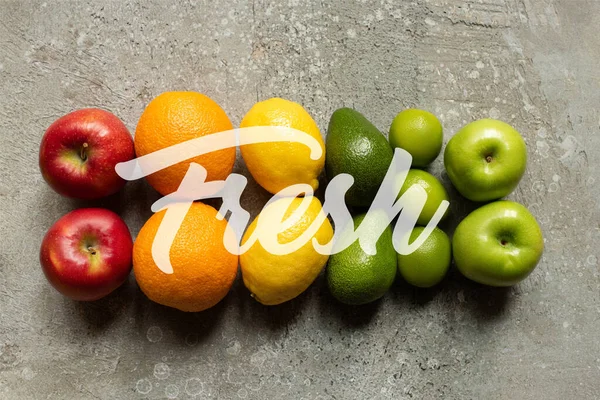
(1, 0, 599, 399)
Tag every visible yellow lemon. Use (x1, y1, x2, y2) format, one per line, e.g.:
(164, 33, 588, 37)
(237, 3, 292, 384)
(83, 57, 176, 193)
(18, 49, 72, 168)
(240, 196, 333, 305)
(240, 98, 325, 194)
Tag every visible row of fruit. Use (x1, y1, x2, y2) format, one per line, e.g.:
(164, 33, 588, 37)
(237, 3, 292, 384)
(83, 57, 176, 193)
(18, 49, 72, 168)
(38, 92, 544, 312)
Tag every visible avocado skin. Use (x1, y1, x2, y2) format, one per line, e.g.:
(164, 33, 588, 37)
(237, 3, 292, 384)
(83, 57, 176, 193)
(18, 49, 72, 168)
(326, 108, 394, 207)
(326, 213, 397, 305)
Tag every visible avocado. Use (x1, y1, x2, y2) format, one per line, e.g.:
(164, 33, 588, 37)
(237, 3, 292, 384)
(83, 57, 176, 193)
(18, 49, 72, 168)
(326, 108, 394, 207)
(326, 213, 397, 305)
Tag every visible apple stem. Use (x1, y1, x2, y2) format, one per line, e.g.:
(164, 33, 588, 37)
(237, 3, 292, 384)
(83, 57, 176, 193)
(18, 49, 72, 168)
(80, 143, 89, 162)
(485, 155, 493, 163)
(87, 246, 96, 255)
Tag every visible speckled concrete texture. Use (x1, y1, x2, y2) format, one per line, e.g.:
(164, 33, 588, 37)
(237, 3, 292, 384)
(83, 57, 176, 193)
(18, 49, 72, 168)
(1, 0, 599, 399)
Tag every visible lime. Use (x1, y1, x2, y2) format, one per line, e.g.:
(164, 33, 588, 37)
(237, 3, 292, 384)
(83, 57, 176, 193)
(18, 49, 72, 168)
(397, 226, 451, 288)
(397, 169, 450, 226)
(389, 109, 443, 167)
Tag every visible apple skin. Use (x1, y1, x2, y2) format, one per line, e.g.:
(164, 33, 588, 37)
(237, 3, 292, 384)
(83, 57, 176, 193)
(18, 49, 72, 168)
(40, 208, 133, 301)
(444, 119, 527, 202)
(39, 108, 135, 200)
(453, 200, 544, 287)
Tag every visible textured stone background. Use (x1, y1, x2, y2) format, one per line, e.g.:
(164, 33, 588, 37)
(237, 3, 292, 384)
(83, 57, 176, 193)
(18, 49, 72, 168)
(1, 0, 599, 399)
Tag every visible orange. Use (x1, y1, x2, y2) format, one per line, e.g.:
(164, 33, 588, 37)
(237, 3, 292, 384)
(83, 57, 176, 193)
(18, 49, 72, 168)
(134, 91, 235, 195)
(133, 202, 238, 312)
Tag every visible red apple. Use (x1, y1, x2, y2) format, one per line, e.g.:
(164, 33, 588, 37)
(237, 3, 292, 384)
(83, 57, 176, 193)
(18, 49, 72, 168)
(39, 108, 135, 199)
(40, 208, 133, 301)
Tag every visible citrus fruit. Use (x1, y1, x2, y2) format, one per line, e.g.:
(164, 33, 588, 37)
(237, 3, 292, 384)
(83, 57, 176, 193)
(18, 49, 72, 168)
(327, 212, 397, 305)
(133, 202, 238, 312)
(135, 91, 235, 196)
(397, 169, 450, 225)
(240, 98, 325, 195)
(397, 226, 451, 288)
(240, 196, 333, 305)
(389, 109, 443, 167)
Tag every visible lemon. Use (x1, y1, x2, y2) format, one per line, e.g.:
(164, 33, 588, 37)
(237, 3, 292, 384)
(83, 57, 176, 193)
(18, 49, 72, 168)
(389, 109, 443, 167)
(240, 196, 333, 305)
(240, 98, 325, 194)
(397, 226, 451, 288)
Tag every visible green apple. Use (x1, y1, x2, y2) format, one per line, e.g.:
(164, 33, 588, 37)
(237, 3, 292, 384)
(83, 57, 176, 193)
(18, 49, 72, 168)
(444, 119, 527, 202)
(453, 200, 544, 286)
